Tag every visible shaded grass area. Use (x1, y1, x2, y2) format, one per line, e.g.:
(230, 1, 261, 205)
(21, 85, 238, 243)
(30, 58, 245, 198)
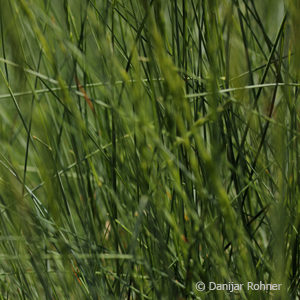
(0, 0, 299, 299)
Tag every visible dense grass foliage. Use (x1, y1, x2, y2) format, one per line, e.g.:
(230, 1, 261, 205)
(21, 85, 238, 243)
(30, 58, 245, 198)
(0, 0, 299, 299)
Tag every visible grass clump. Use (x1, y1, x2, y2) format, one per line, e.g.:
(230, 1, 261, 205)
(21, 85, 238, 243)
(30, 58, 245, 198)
(0, 0, 299, 299)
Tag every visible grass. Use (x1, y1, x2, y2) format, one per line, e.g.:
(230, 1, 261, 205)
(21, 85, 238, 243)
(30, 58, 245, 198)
(0, 0, 299, 299)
